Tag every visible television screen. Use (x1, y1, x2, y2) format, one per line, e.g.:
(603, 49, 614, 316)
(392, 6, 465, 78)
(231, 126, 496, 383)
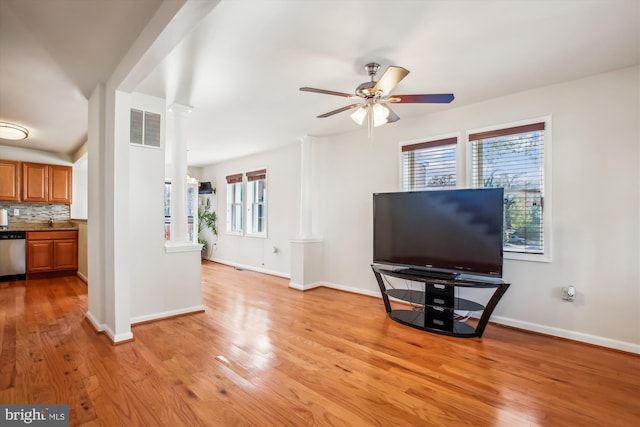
(373, 188, 504, 277)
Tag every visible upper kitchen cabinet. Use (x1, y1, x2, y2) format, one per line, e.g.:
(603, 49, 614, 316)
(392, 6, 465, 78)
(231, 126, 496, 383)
(0, 160, 21, 202)
(22, 162, 48, 202)
(22, 162, 72, 204)
(48, 164, 72, 204)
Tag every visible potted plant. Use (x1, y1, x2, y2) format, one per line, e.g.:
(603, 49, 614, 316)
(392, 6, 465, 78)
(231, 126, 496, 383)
(198, 198, 217, 259)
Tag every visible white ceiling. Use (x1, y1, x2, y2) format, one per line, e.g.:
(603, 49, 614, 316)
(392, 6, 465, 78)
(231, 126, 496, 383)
(1, 0, 638, 166)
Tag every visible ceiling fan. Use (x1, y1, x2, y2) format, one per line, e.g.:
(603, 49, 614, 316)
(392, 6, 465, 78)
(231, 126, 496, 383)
(300, 62, 454, 130)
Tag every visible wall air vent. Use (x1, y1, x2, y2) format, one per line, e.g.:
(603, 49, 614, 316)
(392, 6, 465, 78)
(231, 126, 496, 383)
(130, 109, 161, 147)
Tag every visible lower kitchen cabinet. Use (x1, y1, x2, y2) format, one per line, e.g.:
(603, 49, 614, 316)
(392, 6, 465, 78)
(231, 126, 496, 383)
(27, 240, 54, 272)
(27, 230, 78, 276)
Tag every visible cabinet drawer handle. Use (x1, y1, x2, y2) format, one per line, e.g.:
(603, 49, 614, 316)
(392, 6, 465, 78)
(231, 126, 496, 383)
(434, 298, 445, 305)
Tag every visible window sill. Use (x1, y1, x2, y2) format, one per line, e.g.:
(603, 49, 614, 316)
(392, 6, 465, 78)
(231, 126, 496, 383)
(504, 251, 551, 263)
(164, 241, 202, 253)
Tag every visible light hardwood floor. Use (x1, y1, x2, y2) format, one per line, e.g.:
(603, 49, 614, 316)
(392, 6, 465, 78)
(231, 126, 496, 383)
(1, 261, 638, 426)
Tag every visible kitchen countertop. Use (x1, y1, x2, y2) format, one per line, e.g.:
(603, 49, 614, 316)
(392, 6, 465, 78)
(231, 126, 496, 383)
(3, 221, 79, 231)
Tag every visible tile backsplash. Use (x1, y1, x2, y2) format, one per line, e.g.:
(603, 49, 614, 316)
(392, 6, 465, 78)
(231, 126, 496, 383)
(0, 203, 70, 224)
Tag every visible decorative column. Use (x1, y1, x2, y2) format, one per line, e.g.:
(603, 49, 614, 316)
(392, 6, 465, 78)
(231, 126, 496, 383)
(290, 135, 324, 290)
(168, 103, 192, 244)
(297, 134, 314, 238)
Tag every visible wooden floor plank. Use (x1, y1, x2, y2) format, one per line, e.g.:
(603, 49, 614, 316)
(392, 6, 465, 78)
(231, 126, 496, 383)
(0, 261, 638, 426)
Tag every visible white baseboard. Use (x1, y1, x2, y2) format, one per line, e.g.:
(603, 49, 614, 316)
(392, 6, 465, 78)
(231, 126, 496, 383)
(210, 257, 291, 279)
(106, 327, 134, 343)
(85, 310, 105, 332)
(489, 315, 640, 354)
(318, 281, 381, 298)
(77, 271, 88, 284)
(130, 305, 206, 325)
(288, 281, 323, 291)
(85, 311, 134, 343)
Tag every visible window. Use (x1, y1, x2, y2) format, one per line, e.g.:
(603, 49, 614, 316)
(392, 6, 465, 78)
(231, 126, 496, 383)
(226, 173, 243, 233)
(402, 137, 457, 191)
(469, 121, 546, 256)
(224, 170, 267, 237)
(163, 178, 198, 243)
(246, 169, 267, 236)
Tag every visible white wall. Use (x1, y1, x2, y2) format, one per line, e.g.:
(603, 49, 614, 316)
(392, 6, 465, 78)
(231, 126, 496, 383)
(71, 152, 88, 219)
(316, 66, 639, 351)
(0, 145, 72, 164)
(200, 143, 301, 277)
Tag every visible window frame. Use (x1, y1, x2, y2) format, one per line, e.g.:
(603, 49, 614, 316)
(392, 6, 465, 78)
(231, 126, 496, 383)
(225, 173, 244, 235)
(246, 169, 267, 238)
(466, 116, 552, 263)
(400, 134, 460, 192)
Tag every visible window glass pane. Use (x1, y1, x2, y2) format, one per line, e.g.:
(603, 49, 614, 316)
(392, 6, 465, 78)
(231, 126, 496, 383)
(246, 177, 267, 236)
(233, 203, 243, 232)
(233, 182, 243, 203)
(257, 180, 266, 202)
(226, 179, 244, 233)
(402, 141, 456, 191)
(471, 125, 544, 254)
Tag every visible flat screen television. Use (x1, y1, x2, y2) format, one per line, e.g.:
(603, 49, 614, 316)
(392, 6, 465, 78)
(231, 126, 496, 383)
(373, 188, 504, 278)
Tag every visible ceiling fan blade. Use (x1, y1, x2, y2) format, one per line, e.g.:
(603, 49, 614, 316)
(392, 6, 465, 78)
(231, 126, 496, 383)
(300, 87, 353, 98)
(386, 105, 400, 123)
(317, 103, 362, 118)
(390, 94, 455, 103)
(372, 66, 409, 95)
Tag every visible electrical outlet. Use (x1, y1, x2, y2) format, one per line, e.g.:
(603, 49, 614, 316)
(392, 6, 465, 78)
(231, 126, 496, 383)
(13, 208, 19, 216)
(562, 286, 576, 301)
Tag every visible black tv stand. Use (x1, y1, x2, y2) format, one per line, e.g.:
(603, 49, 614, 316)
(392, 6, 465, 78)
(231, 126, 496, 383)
(401, 268, 460, 281)
(371, 264, 510, 338)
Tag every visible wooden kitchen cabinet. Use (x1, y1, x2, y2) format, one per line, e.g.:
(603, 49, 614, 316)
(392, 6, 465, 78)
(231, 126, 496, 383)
(53, 239, 78, 270)
(27, 230, 78, 276)
(27, 240, 54, 272)
(48, 164, 73, 204)
(22, 162, 48, 202)
(22, 162, 72, 203)
(0, 159, 21, 202)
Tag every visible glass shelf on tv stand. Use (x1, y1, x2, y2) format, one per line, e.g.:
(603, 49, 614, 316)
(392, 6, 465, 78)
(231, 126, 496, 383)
(371, 265, 511, 338)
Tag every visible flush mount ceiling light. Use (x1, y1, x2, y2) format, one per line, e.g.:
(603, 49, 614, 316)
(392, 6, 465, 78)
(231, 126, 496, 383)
(0, 122, 29, 140)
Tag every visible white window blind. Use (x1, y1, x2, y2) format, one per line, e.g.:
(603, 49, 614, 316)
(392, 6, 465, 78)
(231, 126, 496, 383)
(470, 122, 545, 255)
(402, 137, 457, 191)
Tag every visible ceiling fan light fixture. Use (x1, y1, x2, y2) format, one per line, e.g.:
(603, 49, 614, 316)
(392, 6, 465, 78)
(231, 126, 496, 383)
(0, 121, 29, 140)
(372, 104, 390, 127)
(350, 106, 367, 125)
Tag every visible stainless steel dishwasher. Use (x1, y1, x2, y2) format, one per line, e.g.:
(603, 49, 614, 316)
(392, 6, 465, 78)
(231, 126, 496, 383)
(0, 230, 26, 281)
